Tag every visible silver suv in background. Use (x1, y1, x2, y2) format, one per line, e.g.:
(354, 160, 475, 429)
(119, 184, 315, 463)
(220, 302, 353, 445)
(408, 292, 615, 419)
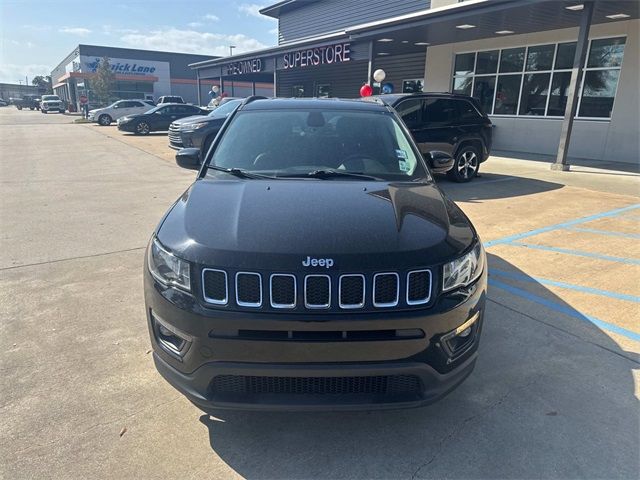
(88, 99, 155, 126)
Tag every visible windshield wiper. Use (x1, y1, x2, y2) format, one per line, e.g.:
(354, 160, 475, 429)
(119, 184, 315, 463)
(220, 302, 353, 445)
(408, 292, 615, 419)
(208, 165, 273, 179)
(278, 169, 382, 181)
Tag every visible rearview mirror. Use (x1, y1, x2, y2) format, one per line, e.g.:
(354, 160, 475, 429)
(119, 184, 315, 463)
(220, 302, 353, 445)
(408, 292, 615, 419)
(176, 148, 201, 170)
(425, 151, 454, 174)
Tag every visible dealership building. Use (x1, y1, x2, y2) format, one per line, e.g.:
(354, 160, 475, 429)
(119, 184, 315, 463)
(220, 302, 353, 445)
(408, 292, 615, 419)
(191, 0, 639, 166)
(51, 45, 274, 107)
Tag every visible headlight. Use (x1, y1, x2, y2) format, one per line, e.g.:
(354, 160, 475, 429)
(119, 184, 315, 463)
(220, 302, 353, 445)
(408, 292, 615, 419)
(442, 242, 484, 292)
(184, 122, 208, 131)
(148, 237, 191, 291)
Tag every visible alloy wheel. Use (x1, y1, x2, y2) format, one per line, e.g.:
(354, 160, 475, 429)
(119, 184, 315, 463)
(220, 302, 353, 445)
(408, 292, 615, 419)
(457, 151, 478, 180)
(136, 122, 150, 135)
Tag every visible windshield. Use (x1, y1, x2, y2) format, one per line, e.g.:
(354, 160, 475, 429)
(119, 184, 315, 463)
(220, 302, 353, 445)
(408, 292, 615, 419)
(207, 99, 241, 118)
(42, 95, 59, 101)
(208, 109, 426, 181)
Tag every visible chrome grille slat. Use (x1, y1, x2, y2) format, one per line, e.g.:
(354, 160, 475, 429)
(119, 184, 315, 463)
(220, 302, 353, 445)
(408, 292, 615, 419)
(236, 272, 262, 307)
(406, 270, 432, 305)
(202, 269, 228, 305)
(373, 273, 400, 308)
(304, 275, 331, 309)
(339, 274, 365, 309)
(270, 274, 297, 309)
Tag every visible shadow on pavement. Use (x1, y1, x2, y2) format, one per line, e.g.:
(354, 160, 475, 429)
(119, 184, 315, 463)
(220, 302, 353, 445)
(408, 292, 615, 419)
(197, 254, 638, 479)
(438, 173, 564, 203)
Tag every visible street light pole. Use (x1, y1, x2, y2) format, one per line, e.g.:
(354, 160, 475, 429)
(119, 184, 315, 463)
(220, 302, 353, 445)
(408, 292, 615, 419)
(229, 45, 236, 56)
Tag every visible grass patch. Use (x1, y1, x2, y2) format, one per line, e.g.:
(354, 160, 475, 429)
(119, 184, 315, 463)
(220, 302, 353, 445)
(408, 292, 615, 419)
(73, 118, 93, 124)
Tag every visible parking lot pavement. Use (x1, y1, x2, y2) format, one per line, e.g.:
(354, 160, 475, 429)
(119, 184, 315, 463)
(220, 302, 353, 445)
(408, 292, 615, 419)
(1, 106, 639, 479)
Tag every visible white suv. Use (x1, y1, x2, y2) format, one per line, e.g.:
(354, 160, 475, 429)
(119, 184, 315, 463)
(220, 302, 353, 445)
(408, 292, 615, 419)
(88, 99, 155, 126)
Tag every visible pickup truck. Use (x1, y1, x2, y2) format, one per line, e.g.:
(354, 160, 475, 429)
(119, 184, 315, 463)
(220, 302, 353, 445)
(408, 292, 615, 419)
(12, 95, 41, 110)
(40, 95, 65, 114)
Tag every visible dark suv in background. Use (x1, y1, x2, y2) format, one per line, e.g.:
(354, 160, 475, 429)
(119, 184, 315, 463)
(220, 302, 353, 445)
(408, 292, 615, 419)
(169, 98, 242, 154)
(374, 93, 492, 182)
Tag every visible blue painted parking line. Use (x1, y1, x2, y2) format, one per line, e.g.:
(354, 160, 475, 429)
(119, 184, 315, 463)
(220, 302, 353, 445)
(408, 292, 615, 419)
(490, 269, 640, 303)
(484, 203, 640, 248)
(563, 227, 640, 240)
(508, 242, 640, 265)
(489, 279, 640, 342)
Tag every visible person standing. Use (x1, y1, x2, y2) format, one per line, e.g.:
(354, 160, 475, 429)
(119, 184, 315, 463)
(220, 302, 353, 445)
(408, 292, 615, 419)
(79, 94, 89, 119)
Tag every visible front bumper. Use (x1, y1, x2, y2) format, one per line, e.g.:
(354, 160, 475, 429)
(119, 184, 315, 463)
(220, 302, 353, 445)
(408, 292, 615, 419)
(41, 103, 62, 111)
(145, 267, 487, 411)
(117, 121, 136, 132)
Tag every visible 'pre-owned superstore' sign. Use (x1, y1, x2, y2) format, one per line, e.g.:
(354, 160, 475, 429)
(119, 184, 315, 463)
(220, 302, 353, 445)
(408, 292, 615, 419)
(227, 59, 264, 75)
(283, 43, 351, 69)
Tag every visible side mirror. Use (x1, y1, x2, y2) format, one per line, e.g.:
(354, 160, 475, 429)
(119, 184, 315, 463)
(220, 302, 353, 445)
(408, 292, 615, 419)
(176, 148, 201, 170)
(425, 150, 455, 174)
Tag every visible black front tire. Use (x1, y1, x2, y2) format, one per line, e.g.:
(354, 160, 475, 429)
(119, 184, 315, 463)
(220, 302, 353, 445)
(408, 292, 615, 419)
(448, 145, 481, 183)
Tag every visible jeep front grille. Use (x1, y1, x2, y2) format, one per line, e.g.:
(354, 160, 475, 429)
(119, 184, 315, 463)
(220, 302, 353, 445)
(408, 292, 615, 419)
(202, 269, 433, 312)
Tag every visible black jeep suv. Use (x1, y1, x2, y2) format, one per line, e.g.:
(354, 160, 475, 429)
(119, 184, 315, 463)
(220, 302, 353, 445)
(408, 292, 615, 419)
(144, 97, 487, 411)
(372, 93, 493, 182)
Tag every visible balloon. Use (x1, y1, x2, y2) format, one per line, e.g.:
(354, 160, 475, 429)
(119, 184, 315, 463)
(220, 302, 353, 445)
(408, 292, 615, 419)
(212, 85, 220, 93)
(373, 69, 386, 83)
(381, 82, 394, 94)
(360, 84, 373, 97)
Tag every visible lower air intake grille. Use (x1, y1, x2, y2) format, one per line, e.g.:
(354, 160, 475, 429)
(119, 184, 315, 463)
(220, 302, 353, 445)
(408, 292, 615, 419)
(211, 374, 421, 396)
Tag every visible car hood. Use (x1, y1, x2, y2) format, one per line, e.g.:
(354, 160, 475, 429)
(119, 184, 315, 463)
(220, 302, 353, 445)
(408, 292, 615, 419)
(120, 113, 143, 121)
(157, 179, 475, 271)
(173, 115, 214, 126)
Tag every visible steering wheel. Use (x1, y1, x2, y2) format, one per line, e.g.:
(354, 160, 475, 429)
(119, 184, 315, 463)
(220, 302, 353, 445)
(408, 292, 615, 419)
(339, 154, 389, 173)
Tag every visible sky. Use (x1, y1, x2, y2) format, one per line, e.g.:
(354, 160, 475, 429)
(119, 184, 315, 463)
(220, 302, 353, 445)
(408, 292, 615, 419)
(0, 0, 278, 84)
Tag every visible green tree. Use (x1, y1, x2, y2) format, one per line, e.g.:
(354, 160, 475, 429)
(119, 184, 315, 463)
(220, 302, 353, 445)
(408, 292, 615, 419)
(91, 56, 116, 104)
(32, 75, 52, 94)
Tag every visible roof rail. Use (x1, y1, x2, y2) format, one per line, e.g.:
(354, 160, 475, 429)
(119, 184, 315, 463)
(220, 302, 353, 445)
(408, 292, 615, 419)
(239, 95, 268, 109)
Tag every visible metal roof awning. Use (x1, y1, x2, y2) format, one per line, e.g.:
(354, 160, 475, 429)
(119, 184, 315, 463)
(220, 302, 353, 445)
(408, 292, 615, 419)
(346, 0, 639, 54)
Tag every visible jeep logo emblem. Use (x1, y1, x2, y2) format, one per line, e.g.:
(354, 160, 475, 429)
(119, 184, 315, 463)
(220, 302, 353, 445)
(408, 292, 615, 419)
(302, 256, 334, 268)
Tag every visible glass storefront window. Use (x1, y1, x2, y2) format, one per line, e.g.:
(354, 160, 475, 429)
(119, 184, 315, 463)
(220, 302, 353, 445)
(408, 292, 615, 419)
(476, 50, 499, 74)
(454, 52, 475, 76)
(452, 76, 472, 96)
(555, 42, 576, 69)
(451, 37, 625, 118)
(472, 76, 495, 114)
(579, 70, 620, 118)
(526, 44, 554, 71)
(316, 84, 331, 98)
(402, 79, 424, 93)
(494, 75, 521, 114)
(547, 71, 571, 116)
(499, 47, 525, 73)
(587, 37, 626, 68)
(519, 73, 550, 115)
